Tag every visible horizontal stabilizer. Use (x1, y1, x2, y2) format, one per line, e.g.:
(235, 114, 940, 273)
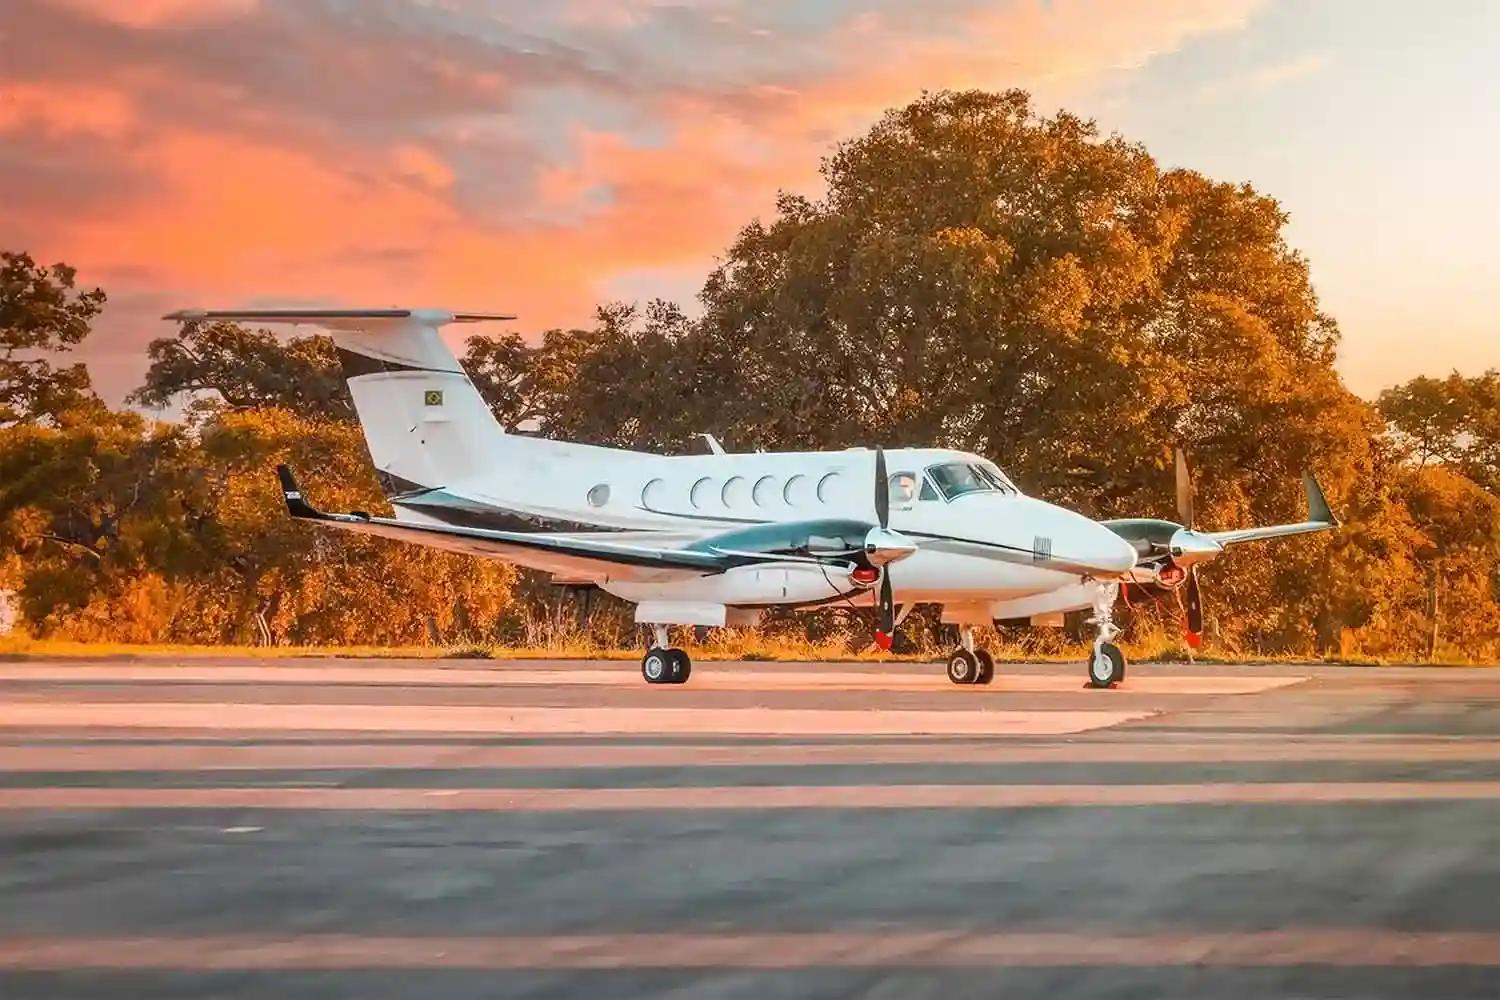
(164, 308, 515, 327)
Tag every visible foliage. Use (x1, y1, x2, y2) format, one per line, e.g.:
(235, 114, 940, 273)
(1, 251, 106, 426)
(130, 320, 354, 421)
(1379, 370, 1500, 492)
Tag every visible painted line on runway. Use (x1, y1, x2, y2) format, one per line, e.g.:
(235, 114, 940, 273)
(0, 702, 1153, 737)
(0, 664, 1306, 695)
(8, 781, 1500, 811)
(6, 739, 1500, 771)
(4, 930, 1500, 968)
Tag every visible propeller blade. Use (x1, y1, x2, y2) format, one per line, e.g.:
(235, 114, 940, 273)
(874, 571, 895, 651)
(1174, 448, 1195, 529)
(874, 446, 889, 530)
(1184, 565, 1204, 648)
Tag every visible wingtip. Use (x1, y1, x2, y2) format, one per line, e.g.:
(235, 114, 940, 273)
(276, 464, 317, 519)
(1303, 472, 1338, 527)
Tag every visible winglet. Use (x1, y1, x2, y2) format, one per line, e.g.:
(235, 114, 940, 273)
(1304, 473, 1337, 527)
(276, 464, 320, 519)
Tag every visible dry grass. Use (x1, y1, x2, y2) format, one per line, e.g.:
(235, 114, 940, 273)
(1, 632, 1482, 667)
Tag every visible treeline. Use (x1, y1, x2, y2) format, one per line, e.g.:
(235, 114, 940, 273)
(3, 90, 1497, 658)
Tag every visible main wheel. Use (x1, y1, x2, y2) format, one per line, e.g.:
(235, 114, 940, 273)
(642, 648, 673, 684)
(1087, 642, 1125, 688)
(946, 649, 979, 685)
(668, 649, 692, 685)
(974, 650, 995, 685)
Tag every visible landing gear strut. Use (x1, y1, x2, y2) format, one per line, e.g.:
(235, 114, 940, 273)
(1086, 582, 1126, 688)
(945, 626, 995, 686)
(641, 624, 691, 685)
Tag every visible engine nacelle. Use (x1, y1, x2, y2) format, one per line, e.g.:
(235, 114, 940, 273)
(603, 562, 860, 607)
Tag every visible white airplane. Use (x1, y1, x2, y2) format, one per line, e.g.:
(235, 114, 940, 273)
(166, 307, 1338, 688)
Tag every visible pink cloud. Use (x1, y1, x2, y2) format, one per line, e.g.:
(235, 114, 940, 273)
(0, 0, 1268, 402)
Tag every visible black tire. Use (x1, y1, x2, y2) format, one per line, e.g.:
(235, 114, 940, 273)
(946, 649, 979, 685)
(974, 650, 995, 685)
(641, 648, 672, 684)
(668, 649, 692, 684)
(1087, 642, 1126, 688)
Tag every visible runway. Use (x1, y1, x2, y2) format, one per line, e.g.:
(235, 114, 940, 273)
(4, 656, 1500, 998)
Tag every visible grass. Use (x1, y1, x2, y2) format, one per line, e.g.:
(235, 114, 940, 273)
(2, 632, 1488, 666)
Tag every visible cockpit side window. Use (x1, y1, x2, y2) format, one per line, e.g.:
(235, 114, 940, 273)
(918, 478, 939, 501)
(975, 463, 1019, 495)
(926, 463, 989, 500)
(926, 462, 1019, 500)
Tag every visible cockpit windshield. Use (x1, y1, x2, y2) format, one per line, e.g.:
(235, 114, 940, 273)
(927, 462, 1019, 500)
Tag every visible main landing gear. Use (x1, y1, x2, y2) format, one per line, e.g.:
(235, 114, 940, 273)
(641, 625, 691, 685)
(945, 626, 995, 686)
(1086, 582, 1127, 688)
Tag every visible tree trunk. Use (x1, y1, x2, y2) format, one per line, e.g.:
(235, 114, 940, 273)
(1427, 577, 1441, 663)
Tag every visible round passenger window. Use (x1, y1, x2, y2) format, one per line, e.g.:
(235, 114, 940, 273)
(587, 484, 610, 507)
(816, 472, 842, 504)
(721, 476, 748, 508)
(641, 478, 667, 509)
(690, 477, 715, 509)
(783, 474, 810, 507)
(751, 475, 777, 506)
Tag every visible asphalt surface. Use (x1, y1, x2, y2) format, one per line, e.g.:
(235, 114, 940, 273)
(3, 656, 1500, 998)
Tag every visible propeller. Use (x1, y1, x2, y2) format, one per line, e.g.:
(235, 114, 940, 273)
(1175, 447, 1195, 529)
(868, 446, 913, 651)
(1172, 448, 1207, 648)
(1182, 566, 1204, 648)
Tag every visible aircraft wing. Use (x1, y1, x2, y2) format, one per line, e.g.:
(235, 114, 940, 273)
(1204, 474, 1339, 547)
(276, 466, 828, 582)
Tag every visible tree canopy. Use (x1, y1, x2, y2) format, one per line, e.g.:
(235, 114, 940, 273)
(0, 251, 105, 426)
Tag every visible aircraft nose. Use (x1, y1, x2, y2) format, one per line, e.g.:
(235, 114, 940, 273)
(1030, 500, 1140, 576)
(1051, 505, 1138, 576)
(1089, 522, 1141, 576)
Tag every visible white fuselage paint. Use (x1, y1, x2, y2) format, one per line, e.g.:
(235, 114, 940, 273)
(414, 435, 1137, 623)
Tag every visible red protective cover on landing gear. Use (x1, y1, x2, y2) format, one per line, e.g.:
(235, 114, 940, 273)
(874, 631, 893, 651)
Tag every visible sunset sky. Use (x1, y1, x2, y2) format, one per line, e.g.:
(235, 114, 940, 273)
(3, 0, 1497, 403)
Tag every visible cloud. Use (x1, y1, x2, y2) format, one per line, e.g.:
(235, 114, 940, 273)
(50, 0, 259, 27)
(0, 0, 1266, 402)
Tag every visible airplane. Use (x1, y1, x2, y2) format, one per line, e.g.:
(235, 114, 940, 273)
(165, 307, 1339, 688)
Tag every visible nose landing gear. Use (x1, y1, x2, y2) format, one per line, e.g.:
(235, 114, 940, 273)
(945, 626, 995, 685)
(1086, 582, 1126, 688)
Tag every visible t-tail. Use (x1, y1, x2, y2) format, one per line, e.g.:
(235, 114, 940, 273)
(164, 308, 512, 496)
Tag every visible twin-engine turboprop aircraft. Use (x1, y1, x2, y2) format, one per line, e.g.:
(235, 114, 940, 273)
(165, 307, 1338, 688)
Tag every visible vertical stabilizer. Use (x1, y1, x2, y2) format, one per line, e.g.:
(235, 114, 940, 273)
(164, 308, 512, 492)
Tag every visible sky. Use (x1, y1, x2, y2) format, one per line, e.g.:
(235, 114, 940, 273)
(2, 0, 1497, 404)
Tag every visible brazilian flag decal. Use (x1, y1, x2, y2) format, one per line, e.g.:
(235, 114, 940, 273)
(424, 390, 444, 407)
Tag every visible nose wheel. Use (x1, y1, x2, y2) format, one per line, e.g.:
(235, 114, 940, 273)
(945, 628, 995, 685)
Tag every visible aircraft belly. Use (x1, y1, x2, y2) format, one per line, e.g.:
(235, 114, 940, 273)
(889, 549, 1078, 602)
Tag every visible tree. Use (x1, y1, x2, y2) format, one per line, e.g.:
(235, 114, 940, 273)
(130, 320, 354, 421)
(684, 89, 1376, 651)
(1380, 370, 1500, 493)
(0, 250, 106, 425)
